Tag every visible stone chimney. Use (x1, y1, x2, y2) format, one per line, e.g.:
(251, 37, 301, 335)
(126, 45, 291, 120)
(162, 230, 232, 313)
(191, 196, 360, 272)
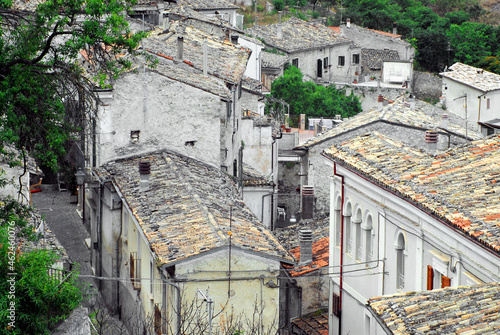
(409, 94, 416, 109)
(441, 113, 449, 129)
(393, 22, 397, 35)
(425, 130, 438, 153)
(176, 36, 184, 61)
(346, 18, 351, 28)
(139, 160, 151, 191)
(231, 35, 239, 45)
(378, 94, 384, 110)
(299, 230, 313, 265)
(277, 24, 283, 39)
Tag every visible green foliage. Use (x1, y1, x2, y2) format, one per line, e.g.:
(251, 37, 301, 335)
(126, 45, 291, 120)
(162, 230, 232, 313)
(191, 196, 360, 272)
(476, 56, 500, 75)
(0, 200, 82, 334)
(273, 0, 285, 11)
(268, 66, 362, 125)
(447, 22, 496, 65)
(0, 0, 146, 171)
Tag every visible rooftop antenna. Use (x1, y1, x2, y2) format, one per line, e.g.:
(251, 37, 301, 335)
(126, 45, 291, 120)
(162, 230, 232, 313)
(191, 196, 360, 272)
(197, 289, 214, 335)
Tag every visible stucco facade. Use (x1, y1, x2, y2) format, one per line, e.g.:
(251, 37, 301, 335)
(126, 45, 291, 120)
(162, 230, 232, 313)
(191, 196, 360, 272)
(325, 133, 500, 335)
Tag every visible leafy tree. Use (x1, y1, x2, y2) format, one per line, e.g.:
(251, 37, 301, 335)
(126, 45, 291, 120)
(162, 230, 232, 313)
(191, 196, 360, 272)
(0, 198, 82, 334)
(476, 56, 500, 75)
(342, 0, 400, 30)
(268, 66, 362, 125)
(447, 22, 496, 65)
(0, 0, 146, 171)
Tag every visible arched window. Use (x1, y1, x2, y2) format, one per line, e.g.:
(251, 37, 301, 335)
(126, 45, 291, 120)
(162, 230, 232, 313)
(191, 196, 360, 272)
(354, 208, 362, 262)
(345, 202, 352, 255)
(363, 215, 373, 262)
(335, 196, 342, 247)
(396, 233, 406, 290)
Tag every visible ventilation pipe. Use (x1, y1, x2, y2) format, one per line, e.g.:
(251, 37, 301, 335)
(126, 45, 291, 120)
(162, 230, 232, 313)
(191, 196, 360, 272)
(176, 36, 184, 61)
(139, 160, 151, 191)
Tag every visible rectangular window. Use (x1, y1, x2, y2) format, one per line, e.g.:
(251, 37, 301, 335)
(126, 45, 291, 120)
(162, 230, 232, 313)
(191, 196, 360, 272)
(335, 210, 341, 247)
(317, 59, 323, 78)
(130, 252, 141, 290)
(352, 54, 360, 64)
(332, 293, 341, 317)
(338, 56, 345, 66)
(355, 224, 362, 261)
(292, 58, 299, 68)
(324, 57, 329, 68)
(487, 98, 491, 109)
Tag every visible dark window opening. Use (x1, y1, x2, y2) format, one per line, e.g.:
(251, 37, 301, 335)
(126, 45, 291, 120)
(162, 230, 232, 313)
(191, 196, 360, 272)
(353, 54, 360, 64)
(292, 58, 299, 68)
(338, 56, 345, 66)
(317, 59, 323, 78)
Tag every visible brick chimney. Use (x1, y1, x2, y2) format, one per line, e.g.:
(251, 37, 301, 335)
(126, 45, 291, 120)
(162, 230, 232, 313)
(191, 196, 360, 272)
(139, 160, 151, 191)
(425, 130, 438, 153)
(299, 230, 313, 265)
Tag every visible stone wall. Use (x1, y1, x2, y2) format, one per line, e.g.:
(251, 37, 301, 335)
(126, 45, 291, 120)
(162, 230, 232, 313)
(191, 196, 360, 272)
(412, 71, 442, 100)
(52, 307, 91, 335)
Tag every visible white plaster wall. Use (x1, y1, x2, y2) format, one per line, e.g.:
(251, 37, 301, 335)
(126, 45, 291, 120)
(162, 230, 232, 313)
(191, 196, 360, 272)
(242, 187, 272, 228)
(329, 162, 500, 335)
(97, 70, 224, 168)
(440, 78, 500, 131)
(241, 119, 273, 176)
(239, 38, 262, 81)
(174, 248, 281, 333)
(382, 62, 412, 84)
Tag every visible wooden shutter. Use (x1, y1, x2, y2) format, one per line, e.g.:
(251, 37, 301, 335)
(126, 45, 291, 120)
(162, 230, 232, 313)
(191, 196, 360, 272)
(130, 253, 135, 280)
(442, 275, 451, 288)
(332, 293, 341, 317)
(427, 265, 434, 290)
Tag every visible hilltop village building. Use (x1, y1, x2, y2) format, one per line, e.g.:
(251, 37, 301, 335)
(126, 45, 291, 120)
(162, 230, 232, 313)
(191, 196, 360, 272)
(91, 150, 293, 333)
(247, 17, 358, 84)
(325, 133, 500, 335)
(441, 62, 500, 136)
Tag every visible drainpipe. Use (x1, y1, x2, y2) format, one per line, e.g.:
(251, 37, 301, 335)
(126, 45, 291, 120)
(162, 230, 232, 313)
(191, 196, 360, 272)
(161, 270, 181, 335)
(323, 153, 344, 335)
(115, 200, 123, 317)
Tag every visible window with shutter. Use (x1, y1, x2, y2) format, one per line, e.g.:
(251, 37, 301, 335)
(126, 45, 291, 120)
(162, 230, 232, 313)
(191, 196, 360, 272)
(441, 275, 451, 288)
(427, 265, 434, 290)
(332, 293, 341, 317)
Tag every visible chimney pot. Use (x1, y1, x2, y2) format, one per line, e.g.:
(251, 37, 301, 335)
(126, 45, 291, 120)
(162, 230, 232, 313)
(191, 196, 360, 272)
(176, 36, 184, 61)
(231, 35, 238, 45)
(425, 130, 438, 153)
(347, 18, 351, 28)
(299, 230, 313, 265)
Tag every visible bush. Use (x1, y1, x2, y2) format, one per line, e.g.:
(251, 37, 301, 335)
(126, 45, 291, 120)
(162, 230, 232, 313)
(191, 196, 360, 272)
(273, 0, 285, 11)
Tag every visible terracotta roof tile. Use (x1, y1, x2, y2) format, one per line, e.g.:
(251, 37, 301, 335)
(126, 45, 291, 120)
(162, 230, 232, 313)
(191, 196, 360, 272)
(324, 132, 500, 255)
(291, 311, 329, 334)
(96, 150, 293, 265)
(369, 283, 500, 334)
(287, 237, 329, 277)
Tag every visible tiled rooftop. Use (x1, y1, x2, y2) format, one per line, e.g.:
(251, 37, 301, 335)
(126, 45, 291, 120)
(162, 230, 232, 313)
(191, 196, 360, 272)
(165, 5, 238, 31)
(369, 283, 500, 334)
(261, 51, 289, 69)
(96, 150, 293, 265)
(323, 132, 500, 254)
(176, 0, 239, 10)
(342, 23, 403, 39)
(242, 164, 273, 187)
(288, 237, 329, 277)
(291, 311, 329, 335)
(441, 62, 500, 92)
(246, 17, 352, 53)
(298, 96, 482, 149)
(362, 48, 400, 70)
(143, 22, 249, 85)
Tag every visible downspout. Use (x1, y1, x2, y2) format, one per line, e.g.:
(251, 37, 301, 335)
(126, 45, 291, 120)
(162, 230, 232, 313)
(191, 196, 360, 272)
(324, 154, 343, 335)
(478, 92, 487, 128)
(115, 201, 123, 317)
(270, 131, 282, 231)
(161, 270, 181, 335)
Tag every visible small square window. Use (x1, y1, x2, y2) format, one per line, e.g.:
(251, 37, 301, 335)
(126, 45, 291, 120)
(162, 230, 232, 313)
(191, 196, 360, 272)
(323, 57, 329, 68)
(338, 56, 345, 66)
(353, 54, 360, 64)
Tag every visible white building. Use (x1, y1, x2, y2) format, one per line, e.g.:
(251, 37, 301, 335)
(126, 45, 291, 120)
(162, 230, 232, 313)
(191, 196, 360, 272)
(441, 62, 500, 136)
(324, 132, 500, 335)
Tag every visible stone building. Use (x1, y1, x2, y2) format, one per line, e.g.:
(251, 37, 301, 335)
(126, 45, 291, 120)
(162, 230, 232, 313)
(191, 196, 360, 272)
(90, 150, 294, 334)
(247, 17, 358, 84)
(441, 62, 500, 136)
